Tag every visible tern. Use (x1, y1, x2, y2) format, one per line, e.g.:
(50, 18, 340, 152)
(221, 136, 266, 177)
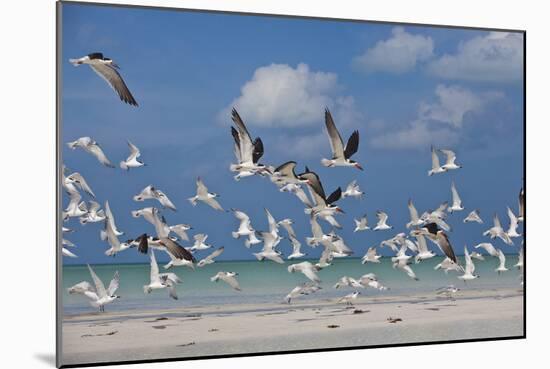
(458, 246, 479, 281)
(229, 108, 270, 180)
(373, 210, 393, 231)
(278, 219, 305, 259)
(79, 201, 106, 224)
(62, 238, 77, 258)
(413, 233, 435, 263)
(169, 223, 192, 242)
(333, 276, 363, 289)
(448, 181, 464, 212)
(254, 232, 284, 264)
(436, 285, 459, 300)
(463, 209, 483, 224)
(190, 233, 212, 252)
(506, 206, 521, 238)
(483, 214, 513, 245)
(68, 265, 120, 312)
(469, 251, 486, 261)
(406, 199, 424, 229)
(131, 207, 170, 238)
(288, 261, 321, 283)
(120, 141, 145, 170)
(63, 170, 96, 198)
(231, 209, 258, 242)
(188, 177, 224, 211)
(359, 273, 388, 291)
(284, 283, 321, 304)
(434, 257, 463, 274)
(321, 108, 362, 170)
(133, 185, 177, 211)
(354, 215, 370, 232)
(440, 149, 462, 171)
(341, 180, 365, 199)
(69, 52, 138, 106)
(337, 291, 360, 305)
(63, 188, 88, 220)
(474, 242, 499, 257)
(197, 247, 225, 267)
(103, 212, 132, 257)
(428, 146, 447, 176)
(211, 271, 241, 291)
(495, 249, 509, 274)
(103, 201, 124, 238)
(361, 246, 381, 264)
(67, 137, 115, 168)
(305, 216, 333, 247)
(143, 250, 181, 300)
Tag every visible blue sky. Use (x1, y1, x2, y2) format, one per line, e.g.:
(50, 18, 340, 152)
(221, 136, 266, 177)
(61, 3, 524, 265)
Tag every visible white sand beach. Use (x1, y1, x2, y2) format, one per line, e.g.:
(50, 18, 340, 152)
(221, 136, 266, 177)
(61, 287, 524, 366)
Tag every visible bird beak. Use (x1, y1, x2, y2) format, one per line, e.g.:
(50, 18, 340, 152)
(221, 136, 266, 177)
(355, 163, 363, 171)
(336, 207, 345, 214)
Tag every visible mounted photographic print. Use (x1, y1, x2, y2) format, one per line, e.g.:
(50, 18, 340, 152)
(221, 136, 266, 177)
(57, 1, 525, 367)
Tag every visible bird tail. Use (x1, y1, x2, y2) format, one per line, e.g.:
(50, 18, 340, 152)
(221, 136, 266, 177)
(188, 197, 197, 206)
(321, 158, 332, 167)
(69, 58, 82, 66)
(104, 248, 115, 257)
(100, 230, 107, 241)
(253, 253, 264, 261)
(119, 161, 128, 170)
(232, 231, 240, 239)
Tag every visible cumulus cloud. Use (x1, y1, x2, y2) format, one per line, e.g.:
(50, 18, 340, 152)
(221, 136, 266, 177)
(353, 27, 434, 74)
(221, 63, 352, 127)
(370, 84, 502, 150)
(427, 32, 523, 83)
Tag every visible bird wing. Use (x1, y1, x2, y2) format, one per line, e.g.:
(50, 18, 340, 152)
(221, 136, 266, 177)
(252, 137, 264, 164)
(464, 246, 475, 274)
(196, 177, 209, 196)
(408, 199, 419, 223)
(205, 197, 224, 211)
(497, 249, 506, 267)
(155, 190, 177, 211)
(440, 149, 457, 165)
(343, 130, 360, 159)
(438, 233, 458, 263)
(302, 265, 321, 283)
(519, 188, 525, 219)
(126, 140, 141, 160)
(376, 211, 388, 226)
(415, 234, 428, 253)
(104, 201, 122, 235)
(324, 109, 345, 159)
(206, 246, 225, 261)
(86, 143, 115, 168)
(161, 237, 196, 262)
(493, 213, 502, 229)
(325, 187, 342, 205)
(222, 274, 241, 290)
(68, 281, 95, 295)
(451, 182, 462, 206)
(149, 250, 160, 283)
(274, 161, 297, 178)
(89, 63, 138, 106)
(231, 109, 255, 163)
(69, 173, 96, 198)
(431, 146, 441, 169)
(107, 271, 119, 296)
(87, 264, 107, 298)
(265, 209, 278, 235)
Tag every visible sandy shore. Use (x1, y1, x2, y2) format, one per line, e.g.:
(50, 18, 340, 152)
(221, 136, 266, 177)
(61, 288, 524, 366)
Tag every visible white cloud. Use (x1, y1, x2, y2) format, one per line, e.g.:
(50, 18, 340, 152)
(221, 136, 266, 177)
(427, 32, 523, 83)
(353, 27, 434, 74)
(370, 84, 501, 149)
(222, 63, 353, 127)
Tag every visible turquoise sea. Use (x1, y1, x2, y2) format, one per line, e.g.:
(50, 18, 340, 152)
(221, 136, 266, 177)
(62, 255, 523, 315)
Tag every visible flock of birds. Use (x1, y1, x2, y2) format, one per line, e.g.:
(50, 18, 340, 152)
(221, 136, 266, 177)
(63, 52, 525, 311)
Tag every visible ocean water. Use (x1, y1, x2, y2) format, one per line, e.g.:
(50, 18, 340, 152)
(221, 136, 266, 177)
(62, 256, 523, 315)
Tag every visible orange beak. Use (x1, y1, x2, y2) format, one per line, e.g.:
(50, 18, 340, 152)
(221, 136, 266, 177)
(355, 163, 363, 171)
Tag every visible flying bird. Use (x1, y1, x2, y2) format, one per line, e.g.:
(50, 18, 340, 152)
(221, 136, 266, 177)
(361, 246, 381, 264)
(189, 233, 212, 252)
(278, 219, 305, 259)
(506, 206, 521, 238)
(495, 249, 509, 274)
(133, 185, 177, 211)
(143, 250, 182, 300)
(458, 246, 479, 282)
(428, 146, 446, 176)
(288, 261, 321, 283)
(474, 242, 499, 257)
(321, 108, 362, 170)
(197, 247, 225, 267)
(440, 149, 462, 171)
(68, 265, 120, 312)
(354, 215, 370, 232)
(448, 181, 464, 212)
(229, 108, 270, 180)
(69, 52, 138, 106)
(406, 199, 423, 229)
(67, 137, 115, 168)
(211, 271, 242, 291)
(518, 188, 525, 222)
(483, 213, 513, 245)
(284, 283, 321, 304)
(373, 210, 393, 231)
(333, 276, 363, 289)
(463, 209, 483, 224)
(120, 141, 145, 170)
(188, 177, 224, 211)
(341, 180, 365, 199)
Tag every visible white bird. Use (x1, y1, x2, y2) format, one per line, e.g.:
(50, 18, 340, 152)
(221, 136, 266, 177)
(373, 210, 393, 231)
(190, 233, 212, 252)
(448, 181, 464, 212)
(133, 234, 196, 270)
(469, 251, 486, 261)
(440, 149, 462, 171)
(414, 233, 435, 263)
(279, 182, 314, 208)
(458, 246, 479, 281)
(515, 245, 524, 270)
(506, 206, 521, 238)
(254, 232, 284, 264)
(284, 283, 321, 304)
(103, 213, 132, 257)
(169, 223, 192, 242)
(278, 219, 305, 259)
(406, 199, 423, 229)
(333, 276, 363, 289)
(463, 209, 483, 224)
(120, 141, 145, 170)
(62, 238, 77, 258)
(103, 201, 124, 238)
(66, 136, 115, 168)
(341, 180, 364, 199)
(79, 201, 106, 224)
(197, 247, 225, 267)
(231, 209, 257, 240)
(271, 161, 308, 186)
(392, 258, 418, 280)
(518, 188, 525, 222)
(306, 216, 332, 247)
(69, 52, 138, 106)
(434, 257, 463, 274)
(359, 273, 388, 291)
(353, 215, 370, 232)
(321, 108, 362, 170)
(495, 249, 509, 274)
(229, 108, 270, 180)
(211, 271, 241, 291)
(188, 177, 224, 211)
(63, 188, 88, 220)
(474, 242, 499, 257)
(63, 170, 96, 198)
(133, 185, 177, 211)
(131, 207, 170, 238)
(143, 250, 182, 300)
(436, 285, 460, 300)
(428, 146, 447, 176)
(68, 265, 120, 312)
(338, 291, 360, 305)
(288, 261, 321, 283)
(361, 246, 381, 264)
(412, 223, 459, 264)
(483, 214, 513, 245)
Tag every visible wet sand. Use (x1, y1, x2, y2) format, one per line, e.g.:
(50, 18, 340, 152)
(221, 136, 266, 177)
(61, 288, 524, 366)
